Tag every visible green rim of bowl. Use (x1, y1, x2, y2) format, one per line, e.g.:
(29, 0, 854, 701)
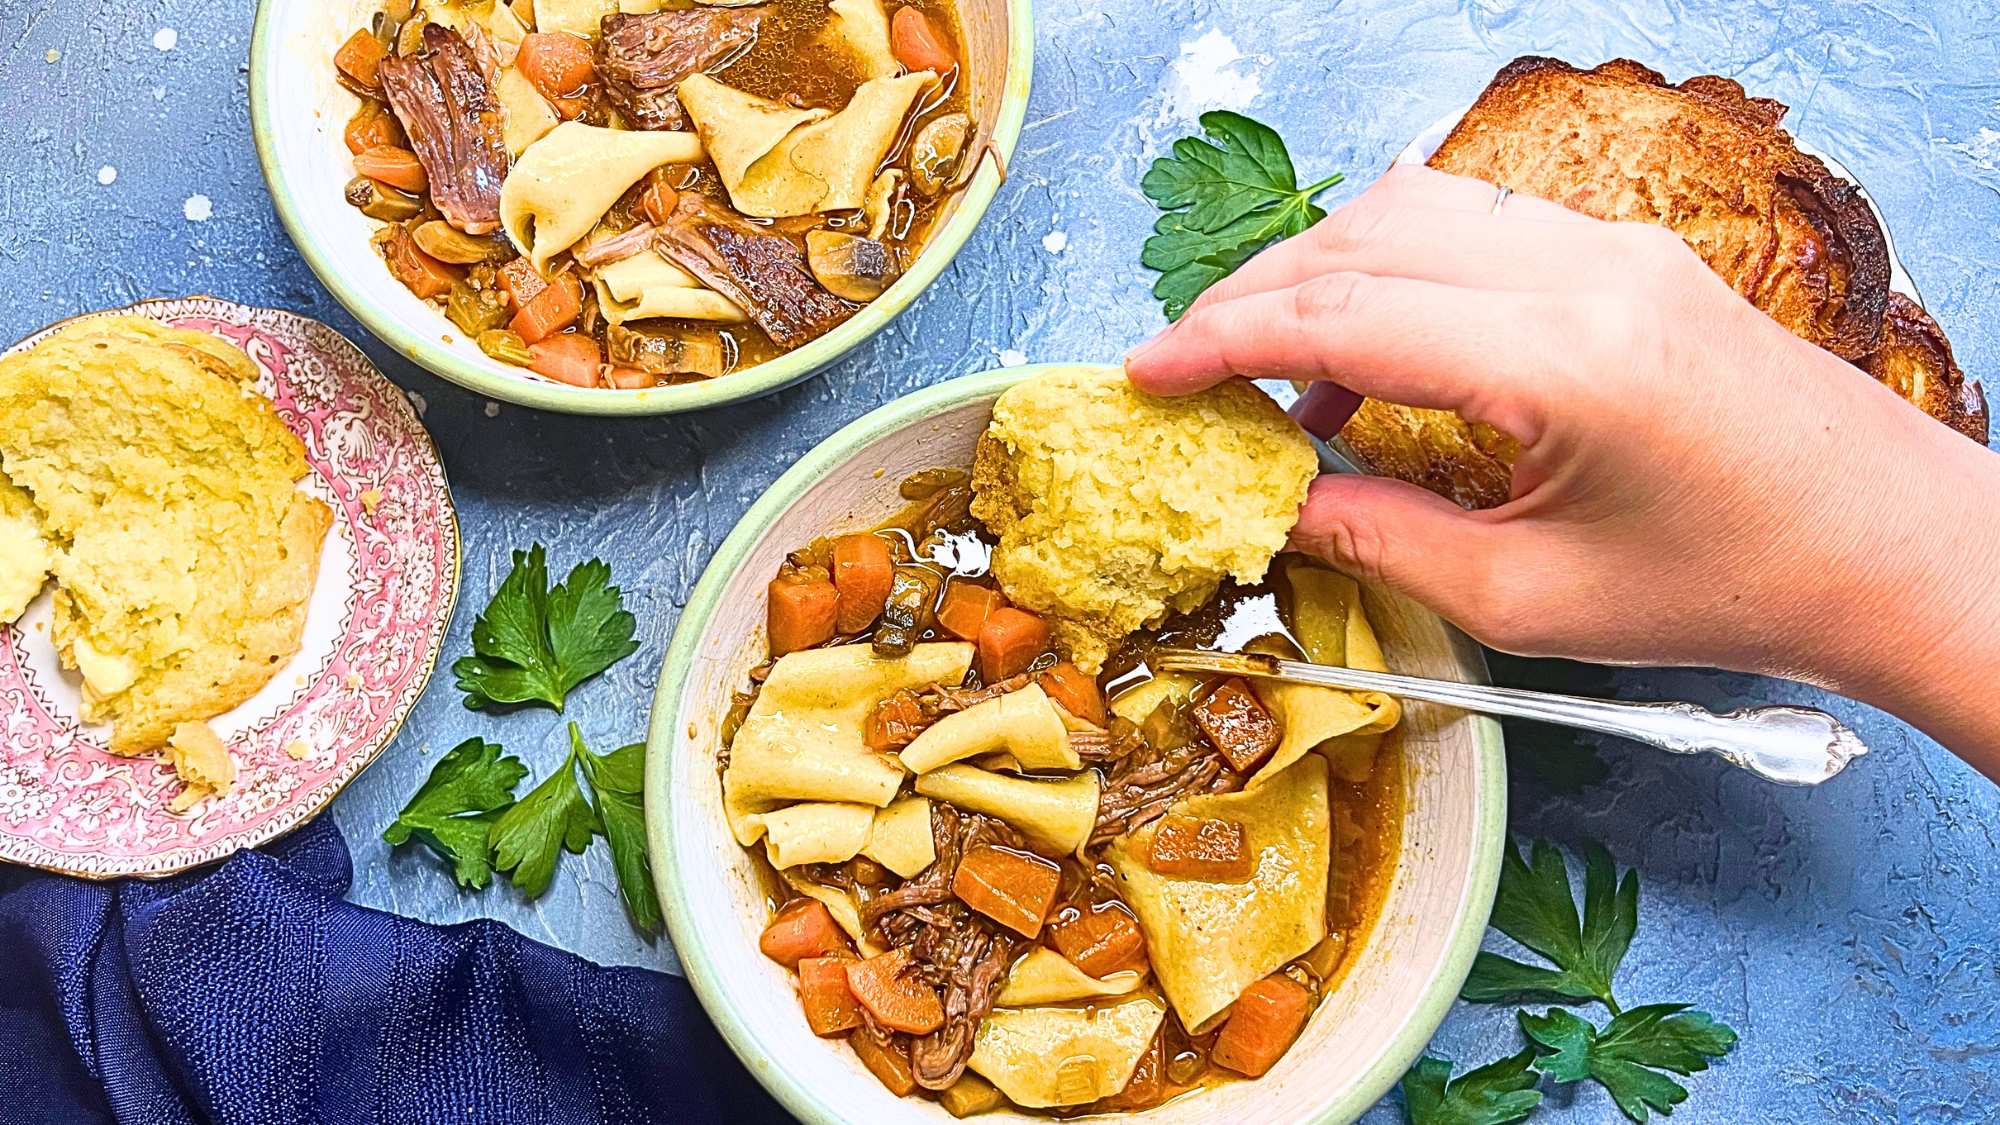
(643, 366, 1508, 1124)
(248, 2, 1036, 417)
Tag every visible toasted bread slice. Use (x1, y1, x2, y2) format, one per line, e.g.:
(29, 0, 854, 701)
(1340, 57, 1987, 509)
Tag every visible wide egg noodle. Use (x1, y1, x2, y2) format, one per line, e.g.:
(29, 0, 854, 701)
(860, 795, 934, 877)
(679, 71, 937, 218)
(1107, 755, 1330, 1031)
(820, 0, 901, 80)
(533, 0, 671, 38)
(912, 764, 1098, 855)
(723, 641, 972, 845)
(992, 947, 1145, 1008)
(495, 67, 559, 156)
(753, 801, 876, 868)
(899, 683, 1078, 774)
(968, 997, 1166, 1109)
(500, 123, 704, 274)
(590, 250, 748, 325)
(1248, 562, 1401, 787)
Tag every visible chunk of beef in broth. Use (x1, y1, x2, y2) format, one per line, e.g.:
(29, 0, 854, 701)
(654, 195, 860, 349)
(1091, 741, 1244, 846)
(377, 24, 510, 235)
(595, 9, 765, 130)
(880, 903, 1019, 1090)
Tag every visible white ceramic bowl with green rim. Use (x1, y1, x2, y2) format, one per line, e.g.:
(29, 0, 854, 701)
(248, 0, 1034, 416)
(644, 364, 1508, 1124)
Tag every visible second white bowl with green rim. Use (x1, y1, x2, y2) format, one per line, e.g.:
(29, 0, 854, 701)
(249, 0, 1033, 416)
(644, 365, 1508, 1124)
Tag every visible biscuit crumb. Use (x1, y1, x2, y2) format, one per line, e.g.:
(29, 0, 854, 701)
(284, 739, 311, 760)
(166, 721, 235, 812)
(359, 488, 382, 513)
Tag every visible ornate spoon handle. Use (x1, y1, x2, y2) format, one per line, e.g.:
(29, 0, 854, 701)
(1152, 649, 1867, 786)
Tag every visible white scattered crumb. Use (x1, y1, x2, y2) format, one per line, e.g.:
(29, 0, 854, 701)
(1041, 230, 1069, 254)
(44, 48, 61, 64)
(1938, 126, 2000, 173)
(153, 27, 178, 51)
(152, 85, 166, 101)
(183, 194, 213, 221)
(483, 401, 500, 418)
(406, 390, 428, 416)
(1160, 29, 1263, 122)
(998, 348, 1029, 367)
(96, 165, 117, 186)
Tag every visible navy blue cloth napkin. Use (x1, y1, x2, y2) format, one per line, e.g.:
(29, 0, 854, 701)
(0, 816, 786, 1125)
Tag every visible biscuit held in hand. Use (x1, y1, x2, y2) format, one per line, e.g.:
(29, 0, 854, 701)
(969, 365, 1315, 672)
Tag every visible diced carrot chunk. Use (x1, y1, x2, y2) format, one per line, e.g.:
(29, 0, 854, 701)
(379, 226, 460, 301)
(1147, 814, 1254, 881)
(639, 172, 679, 226)
(936, 582, 1005, 642)
(758, 898, 850, 968)
(863, 690, 929, 752)
(844, 949, 945, 1035)
(798, 956, 863, 1037)
(344, 103, 406, 154)
(353, 145, 429, 193)
(831, 534, 896, 634)
(851, 1033, 917, 1096)
(516, 32, 596, 100)
(1049, 902, 1148, 978)
(768, 577, 840, 656)
(952, 845, 1061, 939)
(607, 366, 655, 390)
(1097, 1031, 1172, 1112)
(1192, 678, 1281, 773)
(977, 607, 1048, 683)
(1037, 661, 1104, 725)
(334, 28, 389, 90)
(890, 7, 956, 73)
(526, 333, 601, 388)
(498, 258, 548, 308)
(1212, 975, 1313, 1078)
(509, 272, 582, 344)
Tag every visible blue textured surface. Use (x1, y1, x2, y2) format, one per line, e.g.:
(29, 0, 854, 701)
(4, 0, 1998, 1121)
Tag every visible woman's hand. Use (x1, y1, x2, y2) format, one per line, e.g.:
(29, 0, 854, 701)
(1126, 165, 2000, 766)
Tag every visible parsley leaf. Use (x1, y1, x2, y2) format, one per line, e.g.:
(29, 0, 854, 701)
(1400, 1049, 1544, 1125)
(1140, 110, 1343, 319)
(488, 736, 597, 897)
(1462, 839, 1637, 1010)
(382, 738, 527, 889)
(573, 726, 665, 936)
(1520, 1005, 1738, 1122)
(453, 545, 641, 712)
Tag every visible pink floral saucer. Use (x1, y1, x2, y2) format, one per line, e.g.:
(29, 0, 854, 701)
(0, 297, 459, 879)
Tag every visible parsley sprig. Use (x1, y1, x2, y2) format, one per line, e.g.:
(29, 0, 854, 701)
(453, 544, 639, 712)
(1401, 840, 1738, 1124)
(385, 724, 665, 936)
(1140, 110, 1344, 319)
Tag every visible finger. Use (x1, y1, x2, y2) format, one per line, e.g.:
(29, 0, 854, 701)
(1288, 473, 1507, 626)
(1183, 167, 1594, 316)
(1126, 272, 1557, 443)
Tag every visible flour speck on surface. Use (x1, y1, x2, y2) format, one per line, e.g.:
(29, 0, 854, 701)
(999, 348, 1028, 367)
(1042, 230, 1069, 254)
(183, 194, 213, 221)
(154, 27, 179, 51)
(97, 166, 117, 186)
(483, 401, 501, 418)
(1159, 29, 1264, 123)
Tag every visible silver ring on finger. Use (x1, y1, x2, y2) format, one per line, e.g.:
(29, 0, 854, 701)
(1490, 184, 1512, 215)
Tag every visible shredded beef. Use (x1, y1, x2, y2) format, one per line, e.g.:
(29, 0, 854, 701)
(1091, 741, 1244, 846)
(654, 195, 858, 348)
(595, 9, 765, 130)
(860, 804, 1020, 927)
(377, 24, 509, 235)
(868, 673, 1036, 751)
(1069, 724, 1147, 764)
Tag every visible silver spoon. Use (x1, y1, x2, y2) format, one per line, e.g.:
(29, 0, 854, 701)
(1152, 648, 1867, 786)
